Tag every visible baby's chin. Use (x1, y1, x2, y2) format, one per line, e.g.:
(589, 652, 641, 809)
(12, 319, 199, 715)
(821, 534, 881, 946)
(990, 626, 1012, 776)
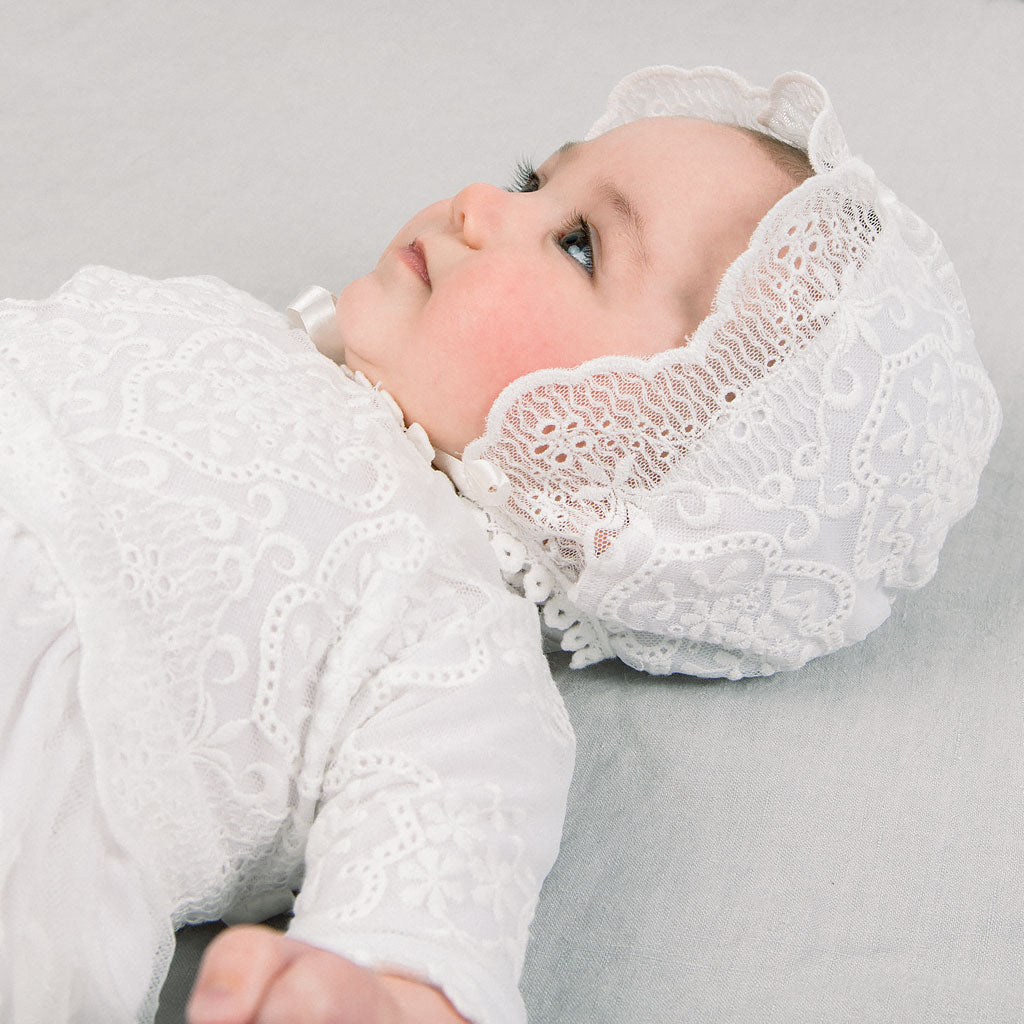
(330, 274, 388, 366)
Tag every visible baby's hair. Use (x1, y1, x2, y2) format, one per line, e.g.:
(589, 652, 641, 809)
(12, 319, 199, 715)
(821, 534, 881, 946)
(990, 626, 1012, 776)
(739, 127, 815, 185)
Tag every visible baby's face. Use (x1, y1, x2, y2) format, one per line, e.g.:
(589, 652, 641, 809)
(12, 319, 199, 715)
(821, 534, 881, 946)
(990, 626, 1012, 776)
(331, 116, 795, 455)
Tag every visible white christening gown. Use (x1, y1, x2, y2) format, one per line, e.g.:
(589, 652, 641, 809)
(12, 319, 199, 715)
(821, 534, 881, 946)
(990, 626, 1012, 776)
(0, 267, 574, 1024)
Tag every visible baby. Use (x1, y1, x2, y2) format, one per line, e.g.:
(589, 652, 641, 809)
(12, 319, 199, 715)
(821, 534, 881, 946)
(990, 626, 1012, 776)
(0, 65, 999, 1024)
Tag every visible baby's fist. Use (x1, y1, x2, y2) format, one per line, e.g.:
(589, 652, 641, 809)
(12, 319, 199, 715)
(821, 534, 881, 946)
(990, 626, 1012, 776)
(187, 924, 467, 1024)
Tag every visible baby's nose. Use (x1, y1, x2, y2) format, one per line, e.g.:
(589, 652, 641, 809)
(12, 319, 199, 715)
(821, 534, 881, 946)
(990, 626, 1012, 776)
(450, 182, 509, 248)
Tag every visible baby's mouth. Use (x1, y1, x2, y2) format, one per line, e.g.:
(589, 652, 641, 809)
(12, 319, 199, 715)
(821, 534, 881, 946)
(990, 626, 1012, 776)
(397, 240, 431, 288)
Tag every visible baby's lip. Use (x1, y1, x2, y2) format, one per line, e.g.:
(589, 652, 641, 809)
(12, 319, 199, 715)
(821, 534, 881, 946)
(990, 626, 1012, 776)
(397, 238, 431, 288)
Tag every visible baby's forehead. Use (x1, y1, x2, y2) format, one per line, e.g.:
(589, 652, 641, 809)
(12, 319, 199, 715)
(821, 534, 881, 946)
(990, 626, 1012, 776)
(608, 114, 746, 138)
(550, 116, 769, 171)
(572, 115, 808, 197)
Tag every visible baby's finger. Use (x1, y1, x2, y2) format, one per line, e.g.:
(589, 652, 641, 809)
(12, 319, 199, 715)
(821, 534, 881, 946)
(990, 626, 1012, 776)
(187, 924, 302, 1024)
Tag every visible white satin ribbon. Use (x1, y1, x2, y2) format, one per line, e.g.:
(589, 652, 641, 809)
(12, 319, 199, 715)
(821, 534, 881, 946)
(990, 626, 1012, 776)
(287, 285, 342, 358)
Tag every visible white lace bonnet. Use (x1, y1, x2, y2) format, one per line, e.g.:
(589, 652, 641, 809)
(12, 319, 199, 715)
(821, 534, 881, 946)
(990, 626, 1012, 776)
(441, 64, 1001, 679)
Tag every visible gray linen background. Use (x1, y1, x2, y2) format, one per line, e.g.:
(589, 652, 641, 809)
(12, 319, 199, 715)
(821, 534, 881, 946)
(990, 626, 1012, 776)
(3, 1, 1022, 1021)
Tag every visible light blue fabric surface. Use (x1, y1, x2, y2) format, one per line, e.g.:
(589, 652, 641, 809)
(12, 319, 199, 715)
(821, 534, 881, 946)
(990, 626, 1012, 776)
(3, 1, 1022, 1021)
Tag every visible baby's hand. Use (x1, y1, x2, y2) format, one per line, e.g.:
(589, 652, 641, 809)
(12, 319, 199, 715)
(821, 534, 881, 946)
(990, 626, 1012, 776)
(187, 924, 468, 1024)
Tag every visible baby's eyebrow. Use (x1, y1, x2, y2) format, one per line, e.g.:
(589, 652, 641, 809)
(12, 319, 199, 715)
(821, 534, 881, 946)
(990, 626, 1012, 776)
(552, 139, 581, 161)
(597, 178, 650, 272)
(547, 140, 651, 274)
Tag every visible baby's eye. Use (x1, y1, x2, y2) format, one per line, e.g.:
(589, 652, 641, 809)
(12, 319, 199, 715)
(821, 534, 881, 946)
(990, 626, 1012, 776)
(558, 215, 594, 276)
(507, 159, 539, 193)
(506, 160, 594, 276)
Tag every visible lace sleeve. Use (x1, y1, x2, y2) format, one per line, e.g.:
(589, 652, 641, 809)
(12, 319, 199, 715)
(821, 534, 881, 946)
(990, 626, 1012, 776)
(287, 578, 575, 1024)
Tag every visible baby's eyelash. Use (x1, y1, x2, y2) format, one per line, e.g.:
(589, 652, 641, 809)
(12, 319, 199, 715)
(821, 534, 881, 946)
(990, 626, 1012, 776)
(507, 158, 539, 194)
(557, 210, 595, 277)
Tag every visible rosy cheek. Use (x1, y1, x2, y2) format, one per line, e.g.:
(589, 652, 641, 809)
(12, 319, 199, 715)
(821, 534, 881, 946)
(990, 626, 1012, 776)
(481, 299, 555, 384)
(435, 264, 575, 398)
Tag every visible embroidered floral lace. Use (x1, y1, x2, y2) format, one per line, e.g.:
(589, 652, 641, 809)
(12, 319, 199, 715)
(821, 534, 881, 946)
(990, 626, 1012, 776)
(0, 267, 573, 1024)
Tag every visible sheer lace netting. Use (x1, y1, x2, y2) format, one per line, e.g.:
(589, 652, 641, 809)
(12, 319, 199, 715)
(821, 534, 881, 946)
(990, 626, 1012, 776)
(459, 66, 1001, 678)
